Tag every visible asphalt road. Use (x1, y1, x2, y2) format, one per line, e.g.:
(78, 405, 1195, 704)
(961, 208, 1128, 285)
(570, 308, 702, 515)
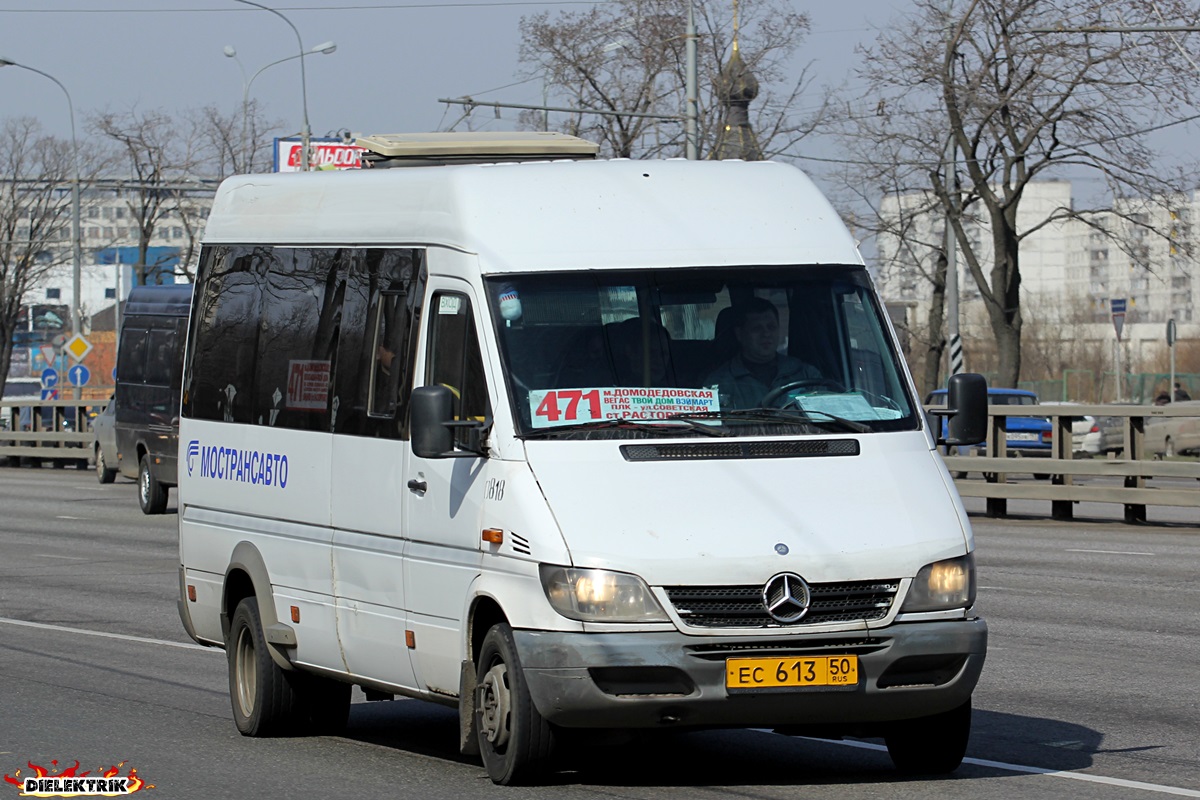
(1, 466, 1198, 799)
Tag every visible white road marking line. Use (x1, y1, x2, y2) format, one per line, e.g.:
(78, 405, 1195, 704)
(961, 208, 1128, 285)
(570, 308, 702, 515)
(0, 617, 214, 652)
(34, 554, 89, 560)
(1066, 549, 1155, 556)
(54, 516, 87, 521)
(786, 736, 1200, 797)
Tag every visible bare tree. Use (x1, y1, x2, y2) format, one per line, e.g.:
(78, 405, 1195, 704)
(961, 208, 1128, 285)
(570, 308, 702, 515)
(0, 119, 76, 397)
(191, 100, 282, 179)
(513, 0, 828, 159)
(92, 108, 205, 286)
(842, 0, 1200, 388)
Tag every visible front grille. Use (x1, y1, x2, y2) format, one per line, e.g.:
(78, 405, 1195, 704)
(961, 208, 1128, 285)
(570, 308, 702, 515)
(664, 580, 899, 629)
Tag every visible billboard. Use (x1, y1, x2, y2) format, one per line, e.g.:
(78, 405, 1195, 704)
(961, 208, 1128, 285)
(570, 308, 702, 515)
(274, 137, 365, 172)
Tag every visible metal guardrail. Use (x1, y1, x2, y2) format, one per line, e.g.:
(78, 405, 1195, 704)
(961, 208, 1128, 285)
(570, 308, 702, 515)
(936, 403, 1200, 523)
(0, 398, 104, 467)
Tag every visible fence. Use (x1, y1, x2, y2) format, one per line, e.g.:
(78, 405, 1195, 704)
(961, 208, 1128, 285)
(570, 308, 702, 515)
(940, 402, 1200, 523)
(0, 398, 104, 468)
(975, 371, 1200, 404)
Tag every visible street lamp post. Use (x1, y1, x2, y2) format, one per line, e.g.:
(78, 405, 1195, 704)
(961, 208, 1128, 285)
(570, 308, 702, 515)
(223, 41, 336, 172)
(232, 0, 317, 172)
(0, 57, 83, 398)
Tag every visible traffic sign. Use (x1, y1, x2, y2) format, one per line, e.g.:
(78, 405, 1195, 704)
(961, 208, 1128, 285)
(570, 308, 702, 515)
(68, 364, 90, 387)
(64, 333, 93, 362)
(1111, 298, 1127, 340)
(40, 388, 58, 401)
(40, 368, 59, 388)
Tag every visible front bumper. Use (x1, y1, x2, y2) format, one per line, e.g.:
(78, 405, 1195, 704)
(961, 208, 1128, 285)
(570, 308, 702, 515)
(514, 618, 987, 730)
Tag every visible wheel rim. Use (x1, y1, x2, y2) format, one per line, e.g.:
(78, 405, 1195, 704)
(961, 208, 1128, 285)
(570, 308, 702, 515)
(478, 661, 512, 748)
(1167, 439, 1176, 457)
(96, 450, 105, 477)
(234, 626, 257, 718)
(140, 465, 149, 502)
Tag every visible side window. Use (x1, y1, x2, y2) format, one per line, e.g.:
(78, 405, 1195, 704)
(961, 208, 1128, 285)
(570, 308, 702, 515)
(183, 245, 265, 423)
(144, 328, 176, 386)
(426, 291, 489, 444)
(255, 247, 344, 431)
(117, 328, 148, 383)
(331, 249, 423, 438)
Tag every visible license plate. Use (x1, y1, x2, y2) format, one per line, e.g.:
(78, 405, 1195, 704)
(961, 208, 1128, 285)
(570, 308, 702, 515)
(1009, 432, 1039, 441)
(725, 655, 859, 692)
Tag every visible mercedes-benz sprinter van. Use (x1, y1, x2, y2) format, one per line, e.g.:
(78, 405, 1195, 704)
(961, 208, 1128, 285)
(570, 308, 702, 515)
(177, 132, 988, 785)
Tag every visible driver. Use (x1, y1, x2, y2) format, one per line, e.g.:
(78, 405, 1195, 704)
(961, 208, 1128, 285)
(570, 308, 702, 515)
(704, 297, 819, 410)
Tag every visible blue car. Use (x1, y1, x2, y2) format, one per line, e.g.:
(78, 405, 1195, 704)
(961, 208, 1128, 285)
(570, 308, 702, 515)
(925, 387, 1053, 457)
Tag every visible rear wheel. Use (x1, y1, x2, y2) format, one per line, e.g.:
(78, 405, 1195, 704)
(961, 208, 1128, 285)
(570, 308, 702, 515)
(138, 453, 167, 514)
(476, 623, 555, 785)
(228, 597, 303, 736)
(95, 445, 117, 484)
(885, 698, 972, 775)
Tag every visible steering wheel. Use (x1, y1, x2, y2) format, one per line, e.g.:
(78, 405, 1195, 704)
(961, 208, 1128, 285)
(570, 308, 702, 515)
(761, 378, 846, 409)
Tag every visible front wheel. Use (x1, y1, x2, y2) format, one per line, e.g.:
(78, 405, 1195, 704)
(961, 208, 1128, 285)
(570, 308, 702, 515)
(475, 623, 554, 785)
(138, 453, 167, 514)
(884, 698, 972, 774)
(95, 446, 116, 484)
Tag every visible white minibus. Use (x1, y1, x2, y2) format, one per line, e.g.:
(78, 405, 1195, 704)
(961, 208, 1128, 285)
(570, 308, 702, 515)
(177, 132, 988, 785)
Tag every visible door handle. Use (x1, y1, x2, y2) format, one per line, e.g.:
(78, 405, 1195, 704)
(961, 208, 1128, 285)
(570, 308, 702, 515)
(407, 479, 427, 493)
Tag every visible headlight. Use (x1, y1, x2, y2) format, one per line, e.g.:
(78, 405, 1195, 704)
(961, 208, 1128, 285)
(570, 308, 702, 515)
(900, 553, 976, 613)
(539, 565, 669, 623)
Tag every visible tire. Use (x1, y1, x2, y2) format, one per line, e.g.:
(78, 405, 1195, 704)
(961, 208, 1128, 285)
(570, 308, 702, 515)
(227, 597, 304, 736)
(138, 453, 168, 514)
(475, 623, 555, 785)
(885, 698, 972, 775)
(95, 446, 117, 484)
(1033, 474, 1050, 481)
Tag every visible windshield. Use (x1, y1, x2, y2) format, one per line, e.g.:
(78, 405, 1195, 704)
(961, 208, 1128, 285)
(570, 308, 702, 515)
(485, 266, 919, 438)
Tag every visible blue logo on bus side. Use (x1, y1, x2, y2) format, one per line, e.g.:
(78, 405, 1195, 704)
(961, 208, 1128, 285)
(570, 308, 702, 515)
(187, 439, 289, 488)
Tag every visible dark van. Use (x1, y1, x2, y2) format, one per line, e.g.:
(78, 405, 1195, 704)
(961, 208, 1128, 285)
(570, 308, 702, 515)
(115, 284, 191, 513)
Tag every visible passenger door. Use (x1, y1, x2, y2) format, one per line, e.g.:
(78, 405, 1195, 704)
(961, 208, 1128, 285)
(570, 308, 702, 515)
(403, 278, 490, 696)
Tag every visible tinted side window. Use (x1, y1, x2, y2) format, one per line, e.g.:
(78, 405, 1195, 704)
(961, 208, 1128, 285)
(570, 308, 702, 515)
(118, 328, 148, 383)
(331, 249, 424, 438)
(255, 248, 345, 432)
(184, 246, 265, 423)
(144, 329, 176, 386)
(426, 291, 489, 446)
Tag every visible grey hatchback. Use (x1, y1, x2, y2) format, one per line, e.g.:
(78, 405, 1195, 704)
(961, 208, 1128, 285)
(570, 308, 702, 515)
(92, 395, 119, 483)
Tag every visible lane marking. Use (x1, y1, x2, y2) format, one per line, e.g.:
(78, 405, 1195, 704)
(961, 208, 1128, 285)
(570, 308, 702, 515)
(0, 617, 214, 652)
(1066, 549, 1155, 556)
(55, 515, 88, 521)
(786, 736, 1200, 797)
(34, 554, 89, 561)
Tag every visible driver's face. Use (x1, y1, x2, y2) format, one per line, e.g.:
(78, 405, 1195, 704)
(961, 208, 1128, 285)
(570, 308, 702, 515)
(737, 310, 781, 364)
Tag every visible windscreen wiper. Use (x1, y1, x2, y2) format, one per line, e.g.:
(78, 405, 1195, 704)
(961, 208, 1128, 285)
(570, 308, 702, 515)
(667, 407, 871, 433)
(521, 416, 731, 439)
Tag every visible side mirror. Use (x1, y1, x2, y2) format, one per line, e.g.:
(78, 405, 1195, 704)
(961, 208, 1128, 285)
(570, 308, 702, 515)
(937, 372, 988, 446)
(411, 385, 490, 459)
(411, 385, 456, 458)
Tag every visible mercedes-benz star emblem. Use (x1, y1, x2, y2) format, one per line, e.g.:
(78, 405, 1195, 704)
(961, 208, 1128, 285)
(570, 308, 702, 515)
(762, 572, 811, 624)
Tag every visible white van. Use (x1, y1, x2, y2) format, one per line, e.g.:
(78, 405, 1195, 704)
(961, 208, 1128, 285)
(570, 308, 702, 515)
(177, 132, 989, 785)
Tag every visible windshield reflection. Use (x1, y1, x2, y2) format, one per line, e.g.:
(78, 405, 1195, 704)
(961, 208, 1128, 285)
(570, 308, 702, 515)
(486, 266, 918, 439)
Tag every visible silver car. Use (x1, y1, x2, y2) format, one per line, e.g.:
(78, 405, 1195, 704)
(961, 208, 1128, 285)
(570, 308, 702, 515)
(92, 397, 119, 483)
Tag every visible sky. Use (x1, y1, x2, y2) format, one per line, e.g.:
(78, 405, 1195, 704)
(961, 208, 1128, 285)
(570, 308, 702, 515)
(0, 1, 908, 190)
(1, 0, 1195, 205)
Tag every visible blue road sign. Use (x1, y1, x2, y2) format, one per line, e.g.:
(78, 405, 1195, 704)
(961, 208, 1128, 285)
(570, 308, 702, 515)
(1111, 298, 1127, 315)
(68, 364, 90, 387)
(41, 388, 58, 401)
(40, 368, 59, 388)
